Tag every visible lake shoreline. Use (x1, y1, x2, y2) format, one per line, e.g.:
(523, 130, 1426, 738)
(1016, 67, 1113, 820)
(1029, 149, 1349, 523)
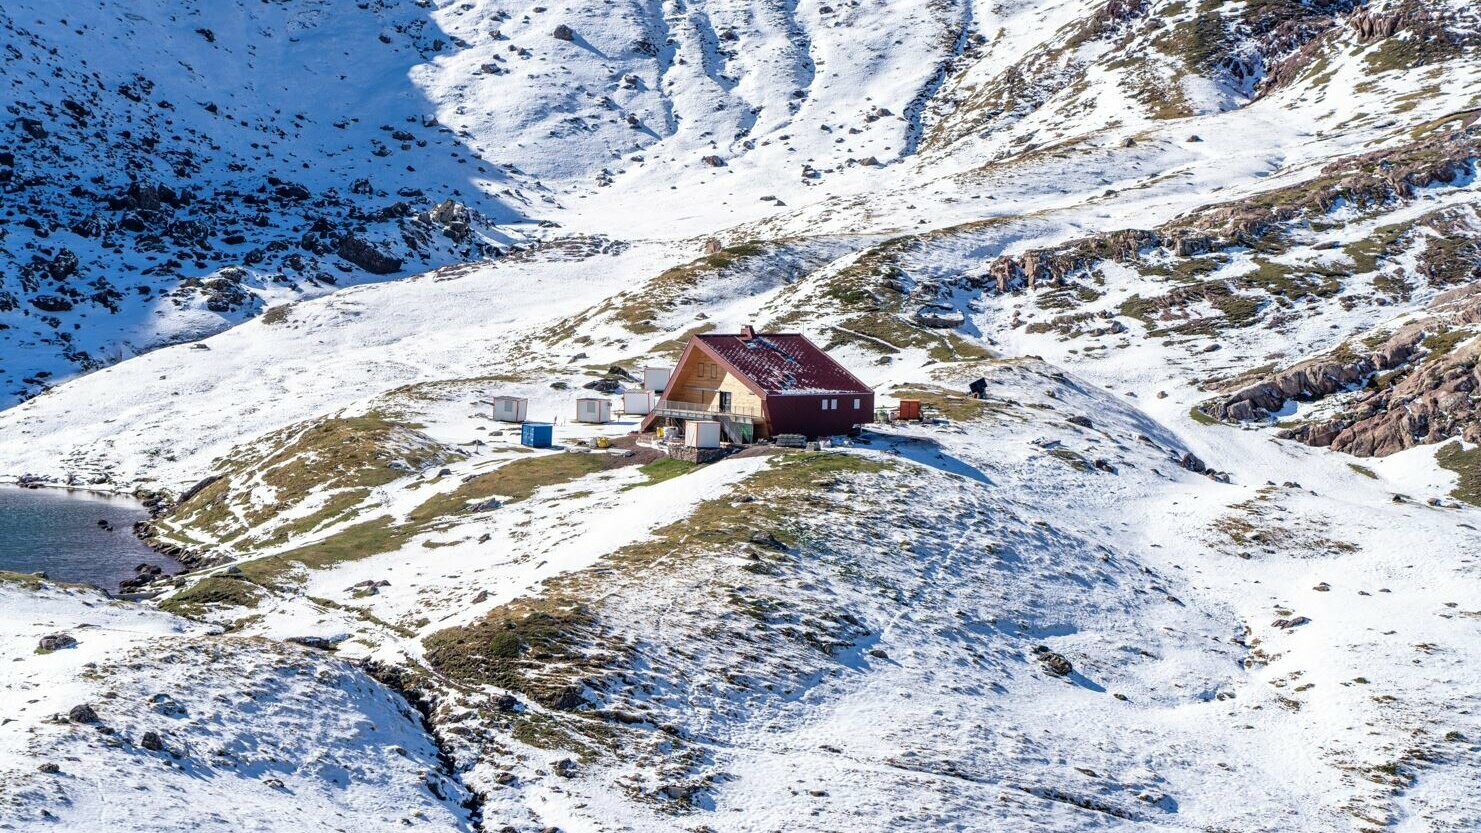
(0, 485, 191, 597)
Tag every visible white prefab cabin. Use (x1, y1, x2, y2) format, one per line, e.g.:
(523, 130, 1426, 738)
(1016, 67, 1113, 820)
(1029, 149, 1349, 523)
(575, 397, 612, 423)
(489, 396, 528, 423)
(642, 366, 672, 393)
(622, 390, 653, 415)
(685, 420, 721, 449)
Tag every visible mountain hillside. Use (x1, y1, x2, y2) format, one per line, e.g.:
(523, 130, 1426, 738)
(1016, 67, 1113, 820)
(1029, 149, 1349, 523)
(2, 1, 1480, 832)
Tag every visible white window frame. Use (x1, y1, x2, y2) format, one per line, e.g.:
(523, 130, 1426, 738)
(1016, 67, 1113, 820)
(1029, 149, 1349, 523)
(853, 398, 860, 409)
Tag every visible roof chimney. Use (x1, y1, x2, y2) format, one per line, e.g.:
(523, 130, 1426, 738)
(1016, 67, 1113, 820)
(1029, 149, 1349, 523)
(740, 324, 756, 341)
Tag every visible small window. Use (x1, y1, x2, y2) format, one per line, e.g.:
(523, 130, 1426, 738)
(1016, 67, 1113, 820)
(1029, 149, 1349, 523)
(820, 400, 829, 411)
(831, 398, 838, 410)
(853, 398, 861, 409)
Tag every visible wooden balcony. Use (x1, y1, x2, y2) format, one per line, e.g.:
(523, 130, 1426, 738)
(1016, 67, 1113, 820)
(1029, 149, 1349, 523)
(649, 396, 760, 423)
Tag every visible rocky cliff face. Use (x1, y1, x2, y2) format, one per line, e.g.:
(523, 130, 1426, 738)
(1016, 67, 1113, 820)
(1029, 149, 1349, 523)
(1201, 285, 1481, 457)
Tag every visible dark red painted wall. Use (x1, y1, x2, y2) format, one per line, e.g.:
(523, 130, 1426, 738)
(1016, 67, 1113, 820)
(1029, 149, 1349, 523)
(763, 393, 874, 438)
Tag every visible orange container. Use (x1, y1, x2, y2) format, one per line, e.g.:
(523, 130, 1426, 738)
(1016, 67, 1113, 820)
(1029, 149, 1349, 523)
(897, 399, 922, 421)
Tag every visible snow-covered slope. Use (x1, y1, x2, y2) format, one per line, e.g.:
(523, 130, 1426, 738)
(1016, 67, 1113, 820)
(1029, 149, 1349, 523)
(3, 0, 1481, 830)
(0, 578, 473, 831)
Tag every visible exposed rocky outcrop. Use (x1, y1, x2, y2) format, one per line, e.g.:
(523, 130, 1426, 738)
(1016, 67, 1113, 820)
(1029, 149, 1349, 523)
(1284, 338, 1481, 457)
(1349, 6, 1406, 42)
(336, 236, 405, 275)
(1201, 286, 1481, 457)
(1348, 0, 1481, 53)
(978, 126, 1481, 294)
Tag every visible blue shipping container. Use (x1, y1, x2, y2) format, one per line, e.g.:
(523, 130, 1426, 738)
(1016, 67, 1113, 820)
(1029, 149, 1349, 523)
(521, 422, 553, 448)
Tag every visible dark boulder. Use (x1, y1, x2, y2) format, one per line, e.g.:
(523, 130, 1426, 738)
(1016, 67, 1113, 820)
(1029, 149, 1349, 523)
(1034, 647, 1073, 677)
(30, 295, 73, 312)
(68, 704, 99, 724)
(336, 236, 403, 275)
(39, 633, 78, 651)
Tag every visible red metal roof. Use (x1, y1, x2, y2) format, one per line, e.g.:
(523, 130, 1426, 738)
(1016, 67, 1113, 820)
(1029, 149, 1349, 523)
(695, 332, 872, 396)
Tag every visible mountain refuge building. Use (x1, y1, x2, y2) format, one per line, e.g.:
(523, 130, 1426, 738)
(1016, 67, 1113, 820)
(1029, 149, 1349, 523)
(639, 327, 874, 442)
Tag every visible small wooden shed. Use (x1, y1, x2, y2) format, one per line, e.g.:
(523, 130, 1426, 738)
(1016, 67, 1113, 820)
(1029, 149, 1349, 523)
(575, 397, 612, 424)
(488, 396, 528, 423)
(622, 390, 653, 415)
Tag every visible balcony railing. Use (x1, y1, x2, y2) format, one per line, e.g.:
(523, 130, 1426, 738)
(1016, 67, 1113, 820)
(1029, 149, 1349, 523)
(650, 396, 760, 422)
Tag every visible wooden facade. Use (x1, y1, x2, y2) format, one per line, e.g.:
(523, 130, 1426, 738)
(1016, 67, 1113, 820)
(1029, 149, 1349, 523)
(640, 329, 873, 441)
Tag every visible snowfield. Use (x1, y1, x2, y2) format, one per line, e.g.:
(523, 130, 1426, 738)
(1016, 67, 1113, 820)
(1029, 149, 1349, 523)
(2, 0, 1481, 831)
(0, 582, 473, 832)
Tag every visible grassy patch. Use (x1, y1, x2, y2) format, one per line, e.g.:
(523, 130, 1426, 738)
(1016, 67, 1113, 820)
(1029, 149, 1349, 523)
(159, 576, 265, 617)
(827, 314, 990, 363)
(152, 413, 458, 552)
(1348, 463, 1379, 480)
(608, 242, 775, 333)
(1436, 442, 1481, 506)
(648, 323, 716, 362)
(410, 452, 612, 524)
(631, 458, 698, 487)
(239, 516, 414, 588)
(260, 305, 292, 325)
(0, 570, 88, 591)
(1421, 327, 1475, 362)
(1188, 406, 1223, 426)
(423, 602, 599, 708)
(1048, 447, 1093, 472)
(236, 453, 619, 588)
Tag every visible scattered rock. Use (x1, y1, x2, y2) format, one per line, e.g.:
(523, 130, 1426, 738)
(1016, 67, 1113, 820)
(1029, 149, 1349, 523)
(1272, 616, 1311, 629)
(149, 694, 187, 717)
(140, 731, 165, 752)
(38, 633, 77, 652)
(68, 704, 99, 724)
(1033, 646, 1074, 676)
(750, 531, 785, 550)
(913, 303, 965, 329)
(287, 635, 344, 651)
(552, 24, 575, 41)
